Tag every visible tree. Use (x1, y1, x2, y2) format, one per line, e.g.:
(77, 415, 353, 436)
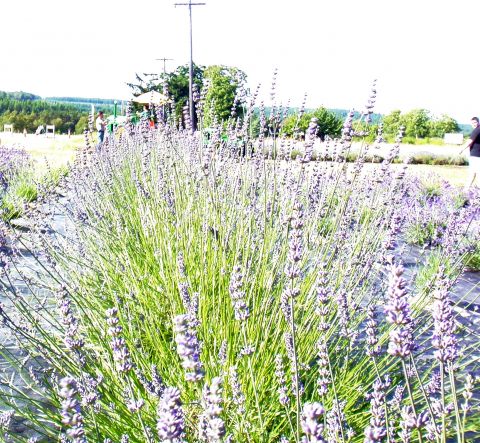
(161, 64, 205, 124)
(428, 114, 459, 137)
(280, 107, 343, 140)
(128, 65, 206, 124)
(202, 65, 247, 127)
(128, 64, 247, 128)
(382, 110, 402, 138)
(402, 109, 430, 139)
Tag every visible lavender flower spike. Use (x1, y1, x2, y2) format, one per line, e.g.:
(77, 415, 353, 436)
(58, 377, 86, 443)
(431, 285, 458, 364)
(229, 265, 250, 321)
(363, 378, 387, 442)
(157, 387, 185, 442)
(198, 377, 226, 442)
(384, 262, 415, 358)
(173, 314, 204, 382)
(300, 402, 326, 443)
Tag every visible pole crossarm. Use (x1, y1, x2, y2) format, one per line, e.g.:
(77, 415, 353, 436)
(155, 58, 174, 75)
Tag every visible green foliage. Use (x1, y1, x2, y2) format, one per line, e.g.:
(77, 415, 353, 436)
(0, 168, 37, 221)
(280, 107, 343, 139)
(0, 90, 41, 101)
(0, 163, 68, 221)
(75, 115, 90, 133)
(464, 245, 480, 271)
(163, 64, 205, 122)
(382, 109, 460, 141)
(128, 64, 247, 127)
(429, 114, 459, 137)
(202, 65, 246, 127)
(0, 96, 88, 134)
(415, 250, 457, 293)
(402, 109, 431, 139)
(407, 153, 468, 166)
(382, 109, 402, 137)
(128, 65, 206, 124)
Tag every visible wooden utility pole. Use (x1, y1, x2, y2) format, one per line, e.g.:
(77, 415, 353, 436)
(155, 58, 173, 122)
(174, 0, 205, 131)
(156, 57, 173, 76)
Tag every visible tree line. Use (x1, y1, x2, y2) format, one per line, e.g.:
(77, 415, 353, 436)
(0, 92, 88, 134)
(1, 75, 463, 141)
(130, 65, 462, 143)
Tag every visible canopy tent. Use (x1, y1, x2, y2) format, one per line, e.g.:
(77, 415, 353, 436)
(132, 90, 169, 105)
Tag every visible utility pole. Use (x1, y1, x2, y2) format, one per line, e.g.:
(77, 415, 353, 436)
(156, 57, 173, 76)
(174, 0, 205, 131)
(155, 58, 173, 123)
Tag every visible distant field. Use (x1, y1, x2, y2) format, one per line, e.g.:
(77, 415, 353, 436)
(0, 132, 82, 171)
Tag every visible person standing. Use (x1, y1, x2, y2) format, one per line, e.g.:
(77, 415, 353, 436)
(95, 111, 106, 146)
(460, 116, 480, 189)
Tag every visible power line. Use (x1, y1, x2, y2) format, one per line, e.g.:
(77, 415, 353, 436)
(174, 0, 206, 131)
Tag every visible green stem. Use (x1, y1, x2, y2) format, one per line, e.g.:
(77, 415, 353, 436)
(241, 327, 265, 437)
(447, 363, 463, 443)
(440, 363, 446, 443)
(409, 356, 440, 443)
(402, 360, 423, 443)
(289, 295, 301, 443)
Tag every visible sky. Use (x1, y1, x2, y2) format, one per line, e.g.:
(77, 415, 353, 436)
(1, 0, 479, 123)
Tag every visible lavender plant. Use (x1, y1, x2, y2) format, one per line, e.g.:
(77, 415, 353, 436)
(0, 82, 478, 443)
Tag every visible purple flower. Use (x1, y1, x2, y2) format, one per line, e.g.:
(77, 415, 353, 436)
(316, 339, 330, 396)
(431, 286, 457, 364)
(365, 305, 381, 357)
(363, 378, 387, 442)
(384, 263, 415, 358)
(106, 308, 133, 373)
(198, 377, 225, 442)
(229, 366, 246, 414)
(229, 265, 250, 321)
(58, 377, 86, 443)
(156, 387, 184, 441)
(173, 314, 204, 382)
(274, 355, 290, 406)
(300, 402, 326, 443)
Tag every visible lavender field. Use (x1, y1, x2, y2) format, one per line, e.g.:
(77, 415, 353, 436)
(0, 95, 479, 443)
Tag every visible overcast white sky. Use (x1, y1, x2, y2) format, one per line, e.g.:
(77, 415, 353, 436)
(1, 0, 479, 122)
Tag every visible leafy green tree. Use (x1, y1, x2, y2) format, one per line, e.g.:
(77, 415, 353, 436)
(75, 115, 89, 134)
(382, 110, 402, 138)
(128, 64, 247, 127)
(202, 65, 246, 127)
(281, 107, 343, 140)
(402, 109, 430, 139)
(128, 65, 206, 124)
(428, 114, 459, 137)
(163, 64, 205, 123)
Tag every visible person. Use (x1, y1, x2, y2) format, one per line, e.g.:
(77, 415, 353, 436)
(95, 111, 107, 146)
(140, 105, 149, 120)
(459, 116, 480, 189)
